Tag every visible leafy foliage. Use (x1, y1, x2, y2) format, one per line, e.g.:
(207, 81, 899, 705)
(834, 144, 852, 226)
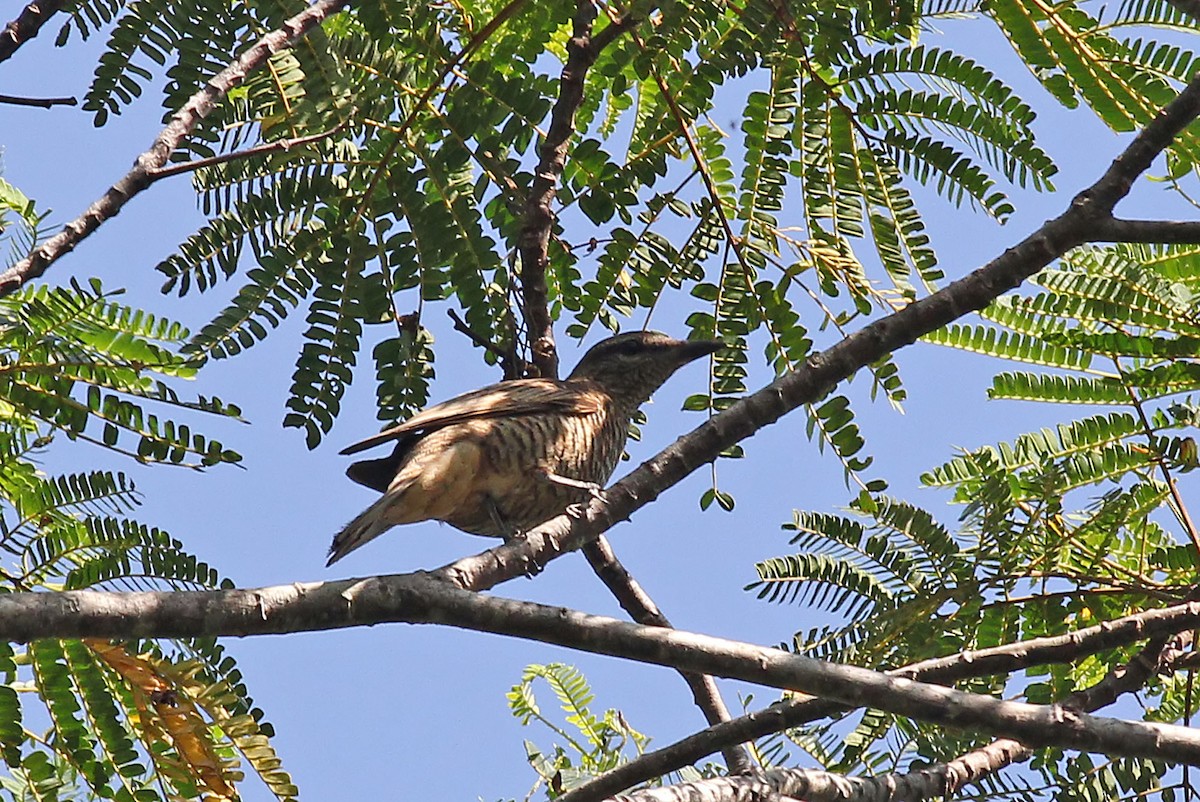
(747, 248, 1200, 798)
(69, 0, 1194, 454)
(508, 662, 707, 797)
(0, 180, 293, 800)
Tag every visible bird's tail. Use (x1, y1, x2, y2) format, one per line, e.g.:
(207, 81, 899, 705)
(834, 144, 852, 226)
(327, 494, 396, 566)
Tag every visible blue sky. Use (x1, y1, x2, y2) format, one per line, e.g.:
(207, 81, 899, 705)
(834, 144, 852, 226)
(0, 11, 1195, 800)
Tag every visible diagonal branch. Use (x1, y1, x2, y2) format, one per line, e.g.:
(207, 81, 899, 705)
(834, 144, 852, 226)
(146, 121, 349, 180)
(0, 0, 350, 295)
(561, 599, 1200, 801)
(435, 71, 1200, 595)
(608, 619, 1170, 802)
(582, 536, 753, 775)
(0, 0, 66, 64)
(2, 577, 1200, 767)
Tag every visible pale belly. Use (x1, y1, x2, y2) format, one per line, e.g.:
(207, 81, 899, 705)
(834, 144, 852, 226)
(413, 410, 625, 538)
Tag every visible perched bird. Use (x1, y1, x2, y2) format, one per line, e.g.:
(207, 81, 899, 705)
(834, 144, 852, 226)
(327, 331, 723, 565)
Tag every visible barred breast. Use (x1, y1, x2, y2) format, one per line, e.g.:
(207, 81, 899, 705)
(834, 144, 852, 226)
(441, 401, 628, 537)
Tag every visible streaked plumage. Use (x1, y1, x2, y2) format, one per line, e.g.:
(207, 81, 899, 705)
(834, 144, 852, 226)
(327, 331, 722, 565)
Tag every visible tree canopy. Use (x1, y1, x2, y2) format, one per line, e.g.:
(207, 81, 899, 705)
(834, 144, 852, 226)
(3, 0, 1200, 799)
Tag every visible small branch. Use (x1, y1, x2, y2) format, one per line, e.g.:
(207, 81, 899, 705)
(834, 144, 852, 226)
(3, 578, 1200, 768)
(1115, 360, 1200, 557)
(0, 0, 66, 65)
(147, 121, 349, 180)
(0, 0, 350, 296)
(582, 536, 753, 775)
(590, 10, 642, 53)
(561, 599, 1200, 801)
(517, 1, 640, 377)
(0, 93, 76, 108)
(446, 308, 523, 380)
(1093, 217, 1200, 243)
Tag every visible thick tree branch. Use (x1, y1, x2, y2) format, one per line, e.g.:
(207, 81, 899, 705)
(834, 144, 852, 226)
(434, 72, 1200, 595)
(2, 579, 1200, 768)
(925, 635, 1181, 802)
(610, 765, 946, 802)
(562, 600, 1200, 801)
(0, 0, 349, 295)
(1165, 0, 1200, 22)
(0, 0, 65, 64)
(582, 536, 753, 775)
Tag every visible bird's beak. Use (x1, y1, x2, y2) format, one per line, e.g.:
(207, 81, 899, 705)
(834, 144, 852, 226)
(676, 338, 725, 363)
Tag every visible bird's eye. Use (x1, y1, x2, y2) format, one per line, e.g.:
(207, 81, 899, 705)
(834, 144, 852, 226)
(616, 340, 644, 356)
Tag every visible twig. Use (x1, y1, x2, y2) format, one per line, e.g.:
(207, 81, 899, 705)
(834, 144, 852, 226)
(0, 0, 350, 295)
(0, 0, 66, 65)
(0, 93, 76, 108)
(581, 536, 753, 775)
(446, 308, 522, 379)
(1115, 359, 1200, 557)
(147, 121, 350, 180)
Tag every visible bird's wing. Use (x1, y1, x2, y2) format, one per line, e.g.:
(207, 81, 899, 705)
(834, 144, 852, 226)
(338, 378, 601, 456)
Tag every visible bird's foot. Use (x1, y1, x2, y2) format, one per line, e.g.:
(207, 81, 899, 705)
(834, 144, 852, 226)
(537, 468, 606, 501)
(502, 527, 528, 543)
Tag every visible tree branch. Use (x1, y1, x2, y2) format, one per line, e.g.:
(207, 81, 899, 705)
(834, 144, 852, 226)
(562, 599, 1200, 801)
(0, 93, 76, 108)
(2, 578, 1200, 767)
(0, 0, 66, 64)
(510, 0, 745, 765)
(582, 536, 753, 775)
(1165, 0, 1200, 22)
(517, 1, 639, 377)
(1092, 216, 1200, 243)
(0, 0, 350, 295)
(146, 121, 349, 180)
(926, 636, 1181, 802)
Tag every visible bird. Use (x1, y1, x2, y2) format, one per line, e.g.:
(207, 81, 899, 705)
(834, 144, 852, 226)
(327, 330, 723, 565)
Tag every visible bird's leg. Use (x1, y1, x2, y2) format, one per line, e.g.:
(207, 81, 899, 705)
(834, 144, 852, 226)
(535, 466, 606, 501)
(485, 496, 524, 542)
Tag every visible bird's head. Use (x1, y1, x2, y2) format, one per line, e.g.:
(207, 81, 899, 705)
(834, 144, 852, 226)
(567, 331, 724, 411)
